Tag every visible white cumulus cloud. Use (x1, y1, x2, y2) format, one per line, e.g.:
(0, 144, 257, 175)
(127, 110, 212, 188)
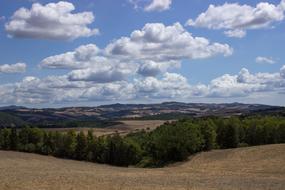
(137, 60, 180, 76)
(106, 22, 233, 61)
(255, 56, 276, 64)
(67, 62, 134, 83)
(186, 1, 285, 38)
(281, 65, 285, 78)
(0, 63, 26, 73)
(41, 44, 137, 83)
(208, 67, 284, 97)
(129, 0, 172, 12)
(0, 65, 285, 105)
(5, 1, 99, 40)
(135, 72, 191, 99)
(145, 0, 172, 12)
(224, 29, 246, 38)
(40, 23, 232, 83)
(41, 44, 101, 69)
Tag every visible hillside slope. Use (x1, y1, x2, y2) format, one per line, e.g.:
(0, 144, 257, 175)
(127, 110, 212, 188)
(0, 144, 284, 190)
(0, 112, 26, 127)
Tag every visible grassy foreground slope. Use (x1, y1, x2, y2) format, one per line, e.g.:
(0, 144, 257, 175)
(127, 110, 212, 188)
(0, 144, 284, 190)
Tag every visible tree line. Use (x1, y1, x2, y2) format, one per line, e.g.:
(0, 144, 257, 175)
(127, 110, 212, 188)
(0, 116, 285, 167)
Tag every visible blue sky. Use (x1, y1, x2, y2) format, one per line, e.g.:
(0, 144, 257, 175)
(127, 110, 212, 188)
(0, 0, 285, 107)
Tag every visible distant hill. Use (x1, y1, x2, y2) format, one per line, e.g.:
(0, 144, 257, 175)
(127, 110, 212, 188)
(0, 112, 27, 127)
(0, 102, 284, 128)
(0, 105, 26, 111)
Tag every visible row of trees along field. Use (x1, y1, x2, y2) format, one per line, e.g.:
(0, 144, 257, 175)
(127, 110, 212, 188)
(0, 116, 285, 167)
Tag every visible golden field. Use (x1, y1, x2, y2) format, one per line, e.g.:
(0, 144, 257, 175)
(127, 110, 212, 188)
(44, 120, 168, 136)
(0, 144, 284, 190)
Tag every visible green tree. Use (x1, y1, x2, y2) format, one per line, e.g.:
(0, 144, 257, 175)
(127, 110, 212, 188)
(9, 128, 18, 150)
(75, 131, 87, 160)
(92, 137, 108, 163)
(105, 134, 141, 166)
(53, 131, 65, 157)
(0, 129, 3, 149)
(145, 121, 204, 165)
(216, 120, 226, 148)
(1, 128, 11, 150)
(63, 130, 76, 158)
(86, 130, 95, 161)
(201, 121, 216, 150)
(224, 123, 239, 148)
(41, 132, 54, 155)
(217, 119, 239, 148)
(18, 127, 44, 152)
(29, 128, 44, 146)
(245, 125, 257, 145)
(18, 126, 30, 146)
(278, 123, 285, 143)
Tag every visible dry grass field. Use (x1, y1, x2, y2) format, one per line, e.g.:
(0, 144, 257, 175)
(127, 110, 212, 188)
(44, 120, 168, 136)
(0, 144, 284, 190)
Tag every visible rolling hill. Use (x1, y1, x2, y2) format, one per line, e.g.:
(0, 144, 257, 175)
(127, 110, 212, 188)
(0, 144, 284, 190)
(0, 102, 284, 128)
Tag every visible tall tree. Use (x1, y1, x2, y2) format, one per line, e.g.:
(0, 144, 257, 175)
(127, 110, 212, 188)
(18, 126, 30, 146)
(86, 130, 95, 161)
(224, 123, 239, 148)
(75, 131, 87, 160)
(201, 121, 216, 150)
(9, 127, 18, 150)
(53, 131, 65, 157)
(1, 128, 11, 150)
(42, 131, 54, 155)
(0, 129, 4, 149)
(278, 123, 285, 143)
(63, 130, 77, 158)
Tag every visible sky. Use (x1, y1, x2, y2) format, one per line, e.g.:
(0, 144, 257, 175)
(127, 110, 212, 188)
(0, 0, 285, 107)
